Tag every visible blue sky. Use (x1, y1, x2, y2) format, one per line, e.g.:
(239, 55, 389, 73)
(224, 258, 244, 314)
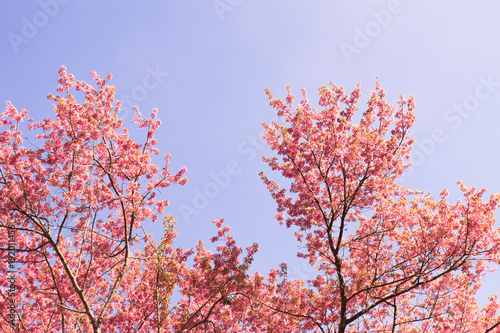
(1, 0, 500, 305)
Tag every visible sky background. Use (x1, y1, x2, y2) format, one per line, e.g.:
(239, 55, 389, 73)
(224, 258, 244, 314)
(1, 0, 500, 306)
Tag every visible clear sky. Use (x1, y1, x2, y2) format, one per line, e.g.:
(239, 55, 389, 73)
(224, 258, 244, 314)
(1, 0, 500, 306)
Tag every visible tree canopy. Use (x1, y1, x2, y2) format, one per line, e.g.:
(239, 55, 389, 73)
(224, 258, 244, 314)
(1, 67, 499, 332)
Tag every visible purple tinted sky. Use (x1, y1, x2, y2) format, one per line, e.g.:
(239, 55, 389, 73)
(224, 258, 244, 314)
(1, 0, 500, 304)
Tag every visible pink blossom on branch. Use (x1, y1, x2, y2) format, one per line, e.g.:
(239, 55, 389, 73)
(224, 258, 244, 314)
(2, 67, 500, 333)
(0, 66, 190, 332)
(258, 81, 500, 332)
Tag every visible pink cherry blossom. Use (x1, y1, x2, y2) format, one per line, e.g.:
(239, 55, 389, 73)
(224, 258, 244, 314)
(2, 69, 500, 332)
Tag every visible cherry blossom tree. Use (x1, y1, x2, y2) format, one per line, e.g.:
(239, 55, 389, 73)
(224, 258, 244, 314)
(257, 82, 500, 332)
(0, 67, 192, 332)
